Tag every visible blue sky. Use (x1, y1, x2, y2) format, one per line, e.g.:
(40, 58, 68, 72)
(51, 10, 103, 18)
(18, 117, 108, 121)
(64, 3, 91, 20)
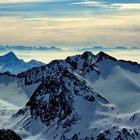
(0, 0, 139, 48)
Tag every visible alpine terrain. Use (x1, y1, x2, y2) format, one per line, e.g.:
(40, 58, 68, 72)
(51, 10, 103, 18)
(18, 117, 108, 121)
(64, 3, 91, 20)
(0, 51, 140, 140)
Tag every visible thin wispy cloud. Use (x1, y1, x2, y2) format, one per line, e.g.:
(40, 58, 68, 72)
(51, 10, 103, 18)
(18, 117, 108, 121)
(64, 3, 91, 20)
(71, 1, 140, 11)
(0, 0, 38, 3)
(70, 1, 108, 8)
(0, 0, 53, 3)
(113, 3, 140, 10)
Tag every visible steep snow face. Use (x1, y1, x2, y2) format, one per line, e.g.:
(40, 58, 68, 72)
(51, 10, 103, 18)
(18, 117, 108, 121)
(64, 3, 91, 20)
(91, 65, 140, 113)
(0, 74, 28, 107)
(84, 53, 140, 113)
(0, 51, 45, 74)
(0, 73, 40, 107)
(0, 72, 40, 132)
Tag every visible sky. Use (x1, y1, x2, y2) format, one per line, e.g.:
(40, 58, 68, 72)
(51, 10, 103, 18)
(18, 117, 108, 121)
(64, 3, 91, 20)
(0, 0, 139, 48)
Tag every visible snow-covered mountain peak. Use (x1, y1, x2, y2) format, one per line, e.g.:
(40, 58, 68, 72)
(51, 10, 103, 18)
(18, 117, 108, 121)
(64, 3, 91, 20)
(0, 52, 45, 74)
(0, 51, 18, 61)
(81, 51, 94, 58)
(95, 51, 117, 62)
(66, 51, 95, 70)
(3, 51, 16, 57)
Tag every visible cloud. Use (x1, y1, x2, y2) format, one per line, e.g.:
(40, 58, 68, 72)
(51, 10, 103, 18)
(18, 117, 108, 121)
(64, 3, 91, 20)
(71, 1, 140, 11)
(71, 1, 108, 8)
(0, 14, 139, 47)
(112, 3, 140, 10)
(0, 0, 54, 3)
(0, 0, 43, 3)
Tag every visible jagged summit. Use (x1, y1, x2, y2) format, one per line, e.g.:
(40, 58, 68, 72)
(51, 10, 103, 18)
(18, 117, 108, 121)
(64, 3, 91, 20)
(95, 51, 117, 62)
(81, 51, 94, 57)
(66, 51, 95, 70)
(4, 51, 15, 56)
(66, 51, 118, 69)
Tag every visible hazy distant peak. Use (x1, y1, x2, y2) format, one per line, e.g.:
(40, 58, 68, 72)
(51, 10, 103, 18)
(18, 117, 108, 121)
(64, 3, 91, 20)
(1, 51, 17, 60)
(28, 59, 45, 67)
(0, 51, 45, 74)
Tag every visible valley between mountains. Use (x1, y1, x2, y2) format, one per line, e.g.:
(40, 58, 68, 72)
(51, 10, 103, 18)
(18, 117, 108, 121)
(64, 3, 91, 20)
(0, 51, 140, 140)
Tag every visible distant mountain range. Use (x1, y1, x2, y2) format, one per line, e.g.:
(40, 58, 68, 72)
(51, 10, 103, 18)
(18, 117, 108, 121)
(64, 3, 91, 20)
(0, 45, 62, 51)
(0, 51, 140, 140)
(0, 51, 45, 74)
(0, 45, 139, 52)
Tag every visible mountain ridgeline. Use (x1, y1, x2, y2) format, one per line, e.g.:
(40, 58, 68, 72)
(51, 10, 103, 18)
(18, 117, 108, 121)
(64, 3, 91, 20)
(0, 51, 140, 140)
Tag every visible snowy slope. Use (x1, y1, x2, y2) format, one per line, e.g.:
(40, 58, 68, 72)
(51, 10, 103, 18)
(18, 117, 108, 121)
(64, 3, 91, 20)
(0, 51, 45, 74)
(0, 51, 140, 140)
(0, 72, 40, 136)
(84, 52, 140, 113)
(0, 72, 40, 107)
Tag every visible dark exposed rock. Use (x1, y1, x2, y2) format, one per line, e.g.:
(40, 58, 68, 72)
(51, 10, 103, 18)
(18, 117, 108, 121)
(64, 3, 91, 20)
(66, 56, 78, 69)
(97, 133, 108, 140)
(71, 134, 78, 140)
(0, 129, 22, 140)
